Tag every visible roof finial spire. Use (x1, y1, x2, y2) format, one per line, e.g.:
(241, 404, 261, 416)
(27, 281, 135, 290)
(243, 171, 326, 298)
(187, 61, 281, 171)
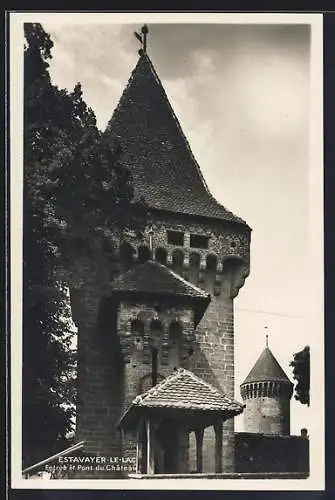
(264, 326, 269, 348)
(134, 24, 149, 55)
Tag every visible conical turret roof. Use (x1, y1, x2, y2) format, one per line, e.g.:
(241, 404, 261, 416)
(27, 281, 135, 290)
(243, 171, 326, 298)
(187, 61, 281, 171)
(104, 51, 249, 227)
(241, 347, 292, 386)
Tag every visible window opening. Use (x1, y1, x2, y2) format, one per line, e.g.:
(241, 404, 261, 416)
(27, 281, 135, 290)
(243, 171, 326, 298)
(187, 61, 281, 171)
(138, 246, 151, 263)
(155, 247, 167, 265)
(190, 234, 209, 249)
(151, 347, 158, 386)
(167, 230, 184, 246)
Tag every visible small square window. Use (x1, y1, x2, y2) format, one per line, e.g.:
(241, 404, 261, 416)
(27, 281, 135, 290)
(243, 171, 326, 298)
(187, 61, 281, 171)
(190, 234, 209, 249)
(167, 230, 184, 246)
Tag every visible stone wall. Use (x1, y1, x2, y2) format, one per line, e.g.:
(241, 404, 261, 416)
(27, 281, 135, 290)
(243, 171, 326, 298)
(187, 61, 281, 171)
(241, 381, 293, 435)
(70, 286, 123, 478)
(72, 209, 250, 476)
(138, 212, 250, 473)
(117, 299, 195, 468)
(242, 395, 291, 435)
(234, 432, 309, 473)
(122, 212, 250, 278)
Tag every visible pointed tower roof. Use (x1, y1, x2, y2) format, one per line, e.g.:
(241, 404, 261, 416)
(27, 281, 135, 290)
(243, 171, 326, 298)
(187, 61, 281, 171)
(105, 51, 249, 228)
(241, 347, 292, 386)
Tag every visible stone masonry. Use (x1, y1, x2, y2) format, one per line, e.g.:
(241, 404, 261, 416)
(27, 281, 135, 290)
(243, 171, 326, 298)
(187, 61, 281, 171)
(240, 346, 293, 437)
(70, 37, 251, 477)
(71, 208, 250, 475)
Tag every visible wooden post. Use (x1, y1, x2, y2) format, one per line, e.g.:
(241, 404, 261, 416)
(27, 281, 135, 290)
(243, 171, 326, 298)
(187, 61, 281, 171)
(136, 425, 140, 474)
(146, 419, 152, 474)
(214, 421, 223, 473)
(120, 428, 125, 455)
(195, 427, 204, 473)
(177, 428, 190, 473)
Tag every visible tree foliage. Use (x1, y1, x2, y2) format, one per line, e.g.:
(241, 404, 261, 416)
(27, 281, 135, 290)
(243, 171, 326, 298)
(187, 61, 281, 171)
(290, 346, 310, 406)
(23, 23, 146, 467)
(23, 196, 76, 467)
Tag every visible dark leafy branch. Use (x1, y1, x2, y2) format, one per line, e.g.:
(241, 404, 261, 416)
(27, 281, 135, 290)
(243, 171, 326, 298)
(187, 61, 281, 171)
(290, 346, 310, 407)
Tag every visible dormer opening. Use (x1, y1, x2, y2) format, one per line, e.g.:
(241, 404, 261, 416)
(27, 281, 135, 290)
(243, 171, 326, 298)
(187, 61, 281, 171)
(167, 230, 184, 246)
(190, 234, 209, 249)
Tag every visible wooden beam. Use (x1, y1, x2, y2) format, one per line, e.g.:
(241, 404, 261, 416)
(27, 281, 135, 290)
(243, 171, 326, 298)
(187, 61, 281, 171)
(195, 427, 204, 473)
(214, 421, 223, 473)
(136, 425, 140, 473)
(146, 419, 152, 474)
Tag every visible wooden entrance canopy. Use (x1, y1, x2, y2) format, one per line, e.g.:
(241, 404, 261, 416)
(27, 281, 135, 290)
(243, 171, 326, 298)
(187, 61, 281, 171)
(118, 368, 245, 474)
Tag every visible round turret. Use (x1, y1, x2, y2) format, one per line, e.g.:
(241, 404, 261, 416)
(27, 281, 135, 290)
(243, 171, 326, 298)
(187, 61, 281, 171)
(240, 342, 293, 435)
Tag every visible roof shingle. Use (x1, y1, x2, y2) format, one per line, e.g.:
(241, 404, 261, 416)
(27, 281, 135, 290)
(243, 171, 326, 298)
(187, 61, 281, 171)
(105, 53, 249, 227)
(111, 260, 210, 300)
(128, 368, 244, 413)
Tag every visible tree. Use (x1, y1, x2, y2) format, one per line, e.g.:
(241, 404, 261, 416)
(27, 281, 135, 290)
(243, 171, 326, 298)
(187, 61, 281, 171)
(23, 23, 146, 467)
(23, 195, 76, 467)
(290, 346, 310, 406)
(23, 22, 79, 468)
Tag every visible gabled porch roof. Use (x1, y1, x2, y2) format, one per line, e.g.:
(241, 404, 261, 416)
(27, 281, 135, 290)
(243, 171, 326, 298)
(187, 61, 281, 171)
(118, 368, 244, 430)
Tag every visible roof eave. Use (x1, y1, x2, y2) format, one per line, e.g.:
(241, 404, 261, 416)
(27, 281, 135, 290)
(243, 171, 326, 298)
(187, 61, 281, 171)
(149, 207, 252, 232)
(118, 404, 244, 432)
(110, 288, 211, 306)
(240, 378, 293, 387)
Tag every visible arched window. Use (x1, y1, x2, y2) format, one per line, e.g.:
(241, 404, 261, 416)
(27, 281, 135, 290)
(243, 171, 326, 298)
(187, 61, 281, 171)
(150, 320, 162, 343)
(169, 322, 182, 370)
(131, 319, 144, 352)
(119, 241, 135, 268)
(138, 245, 151, 264)
(189, 252, 200, 285)
(131, 319, 144, 336)
(150, 320, 162, 387)
(204, 254, 217, 294)
(172, 249, 184, 275)
(155, 247, 167, 265)
(206, 254, 217, 271)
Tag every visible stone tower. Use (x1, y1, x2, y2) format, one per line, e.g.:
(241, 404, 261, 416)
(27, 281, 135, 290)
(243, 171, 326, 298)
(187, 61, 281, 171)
(240, 342, 293, 436)
(72, 27, 251, 476)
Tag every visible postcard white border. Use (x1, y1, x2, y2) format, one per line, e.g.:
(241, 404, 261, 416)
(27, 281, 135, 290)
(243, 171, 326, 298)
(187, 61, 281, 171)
(10, 11, 324, 491)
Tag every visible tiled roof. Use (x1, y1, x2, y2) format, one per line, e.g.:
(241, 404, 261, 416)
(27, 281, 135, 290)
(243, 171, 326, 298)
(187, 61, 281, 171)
(128, 368, 244, 413)
(241, 347, 293, 386)
(111, 260, 210, 300)
(104, 53, 249, 228)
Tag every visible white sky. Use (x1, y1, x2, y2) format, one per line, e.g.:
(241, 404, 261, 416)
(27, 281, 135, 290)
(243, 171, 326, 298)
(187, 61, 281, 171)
(39, 20, 317, 435)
